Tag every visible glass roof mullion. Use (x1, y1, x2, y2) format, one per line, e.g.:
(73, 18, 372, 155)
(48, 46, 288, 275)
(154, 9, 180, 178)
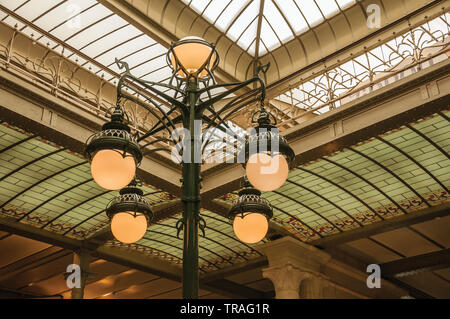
(286, 179, 363, 227)
(103, 42, 160, 69)
(200, 0, 214, 15)
(18, 0, 67, 32)
(119, 52, 166, 74)
(376, 136, 448, 197)
(270, 0, 297, 41)
(297, 167, 383, 223)
(210, 0, 233, 25)
(322, 157, 407, 217)
(262, 16, 283, 49)
(234, 16, 258, 46)
(37, 2, 99, 43)
(59, 13, 114, 46)
(223, 0, 253, 34)
(40, 189, 112, 230)
(291, 0, 313, 30)
(1, 0, 30, 22)
(79, 24, 130, 53)
(272, 190, 343, 233)
(92, 33, 145, 62)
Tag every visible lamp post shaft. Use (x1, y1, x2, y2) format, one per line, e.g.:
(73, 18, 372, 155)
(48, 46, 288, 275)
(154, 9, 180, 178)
(182, 79, 201, 299)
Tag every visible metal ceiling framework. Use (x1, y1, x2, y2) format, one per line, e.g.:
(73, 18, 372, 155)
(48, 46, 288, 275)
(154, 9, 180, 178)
(0, 0, 449, 299)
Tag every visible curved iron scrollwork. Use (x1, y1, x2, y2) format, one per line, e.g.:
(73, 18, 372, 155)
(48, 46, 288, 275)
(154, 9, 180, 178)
(111, 56, 270, 163)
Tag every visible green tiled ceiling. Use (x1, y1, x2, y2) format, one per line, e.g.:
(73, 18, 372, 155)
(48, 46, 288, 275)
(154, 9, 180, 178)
(1, 110, 449, 270)
(0, 123, 263, 271)
(217, 111, 450, 242)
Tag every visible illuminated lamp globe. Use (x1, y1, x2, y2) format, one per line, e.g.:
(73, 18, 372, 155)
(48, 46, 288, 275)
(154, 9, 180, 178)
(111, 212, 148, 244)
(170, 36, 217, 78)
(91, 149, 136, 191)
(233, 213, 269, 244)
(246, 153, 289, 192)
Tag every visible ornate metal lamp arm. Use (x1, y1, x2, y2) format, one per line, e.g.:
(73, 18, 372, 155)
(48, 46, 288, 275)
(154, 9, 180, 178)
(115, 59, 187, 111)
(196, 75, 265, 112)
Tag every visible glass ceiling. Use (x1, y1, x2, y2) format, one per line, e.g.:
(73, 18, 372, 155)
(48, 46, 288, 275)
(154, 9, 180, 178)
(0, 0, 173, 87)
(182, 0, 357, 56)
(217, 111, 450, 242)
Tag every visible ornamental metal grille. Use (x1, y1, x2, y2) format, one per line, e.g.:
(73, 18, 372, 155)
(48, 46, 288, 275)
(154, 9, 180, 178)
(275, 14, 450, 116)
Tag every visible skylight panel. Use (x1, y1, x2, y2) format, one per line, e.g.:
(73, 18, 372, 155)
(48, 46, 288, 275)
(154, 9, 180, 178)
(336, 0, 356, 10)
(94, 35, 151, 65)
(247, 41, 256, 56)
(13, 0, 63, 22)
(132, 55, 168, 78)
(65, 15, 127, 49)
(190, 0, 212, 13)
(33, 0, 97, 32)
(258, 39, 269, 56)
(260, 17, 281, 53)
(294, 0, 324, 27)
(0, 0, 28, 11)
(273, 0, 309, 35)
(181, 0, 359, 56)
(215, 0, 250, 32)
(203, 0, 231, 23)
(109, 44, 166, 74)
(226, 0, 258, 42)
(263, 0, 294, 44)
(80, 25, 141, 58)
(236, 18, 258, 50)
(316, 0, 340, 19)
(50, 4, 112, 41)
(141, 67, 173, 83)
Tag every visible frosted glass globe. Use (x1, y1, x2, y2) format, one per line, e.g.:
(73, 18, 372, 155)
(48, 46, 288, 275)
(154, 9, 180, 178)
(233, 213, 269, 244)
(171, 36, 216, 78)
(91, 149, 136, 190)
(111, 212, 147, 244)
(246, 153, 289, 192)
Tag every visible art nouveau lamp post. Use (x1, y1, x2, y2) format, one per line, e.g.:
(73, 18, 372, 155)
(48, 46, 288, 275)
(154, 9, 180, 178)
(85, 36, 294, 298)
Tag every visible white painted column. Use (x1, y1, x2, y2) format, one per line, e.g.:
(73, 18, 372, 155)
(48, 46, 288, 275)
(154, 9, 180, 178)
(259, 237, 331, 299)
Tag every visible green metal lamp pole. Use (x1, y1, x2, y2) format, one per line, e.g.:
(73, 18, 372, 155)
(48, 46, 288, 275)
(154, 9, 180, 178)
(181, 78, 202, 298)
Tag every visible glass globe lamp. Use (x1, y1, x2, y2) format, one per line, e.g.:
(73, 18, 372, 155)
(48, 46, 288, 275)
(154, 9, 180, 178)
(228, 182, 273, 244)
(240, 110, 294, 192)
(85, 108, 142, 191)
(106, 183, 153, 244)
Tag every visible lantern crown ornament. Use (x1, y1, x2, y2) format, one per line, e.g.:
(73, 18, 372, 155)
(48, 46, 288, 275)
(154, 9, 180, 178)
(239, 108, 295, 192)
(106, 179, 153, 244)
(228, 179, 273, 244)
(85, 107, 142, 191)
(167, 36, 219, 80)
